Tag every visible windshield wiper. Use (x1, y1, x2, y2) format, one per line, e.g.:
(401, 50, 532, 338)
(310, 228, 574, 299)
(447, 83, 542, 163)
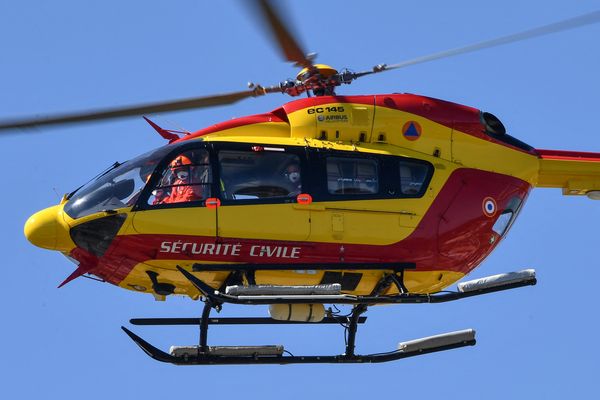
(98, 161, 123, 178)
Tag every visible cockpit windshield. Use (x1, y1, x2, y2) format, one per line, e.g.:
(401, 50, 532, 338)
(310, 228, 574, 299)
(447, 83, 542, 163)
(64, 145, 175, 219)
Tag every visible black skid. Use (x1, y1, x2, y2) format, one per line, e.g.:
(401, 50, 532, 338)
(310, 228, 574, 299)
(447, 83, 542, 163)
(121, 325, 475, 365)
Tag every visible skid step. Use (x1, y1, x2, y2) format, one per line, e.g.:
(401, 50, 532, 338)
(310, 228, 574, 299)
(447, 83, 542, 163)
(170, 345, 284, 358)
(226, 283, 341, 296)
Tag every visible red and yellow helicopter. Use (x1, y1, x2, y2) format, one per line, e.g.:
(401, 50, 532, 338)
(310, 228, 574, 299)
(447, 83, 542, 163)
(4, 2, 600, 365)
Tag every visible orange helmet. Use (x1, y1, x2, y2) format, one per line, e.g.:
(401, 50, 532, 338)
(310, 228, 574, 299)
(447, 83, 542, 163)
(170, 155, 192, 168)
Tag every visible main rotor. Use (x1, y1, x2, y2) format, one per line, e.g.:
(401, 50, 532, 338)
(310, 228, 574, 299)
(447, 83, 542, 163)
(0, 2, 599, 131)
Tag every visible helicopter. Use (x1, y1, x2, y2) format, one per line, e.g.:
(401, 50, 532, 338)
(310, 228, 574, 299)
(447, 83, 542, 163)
(3, 1, 600, 365)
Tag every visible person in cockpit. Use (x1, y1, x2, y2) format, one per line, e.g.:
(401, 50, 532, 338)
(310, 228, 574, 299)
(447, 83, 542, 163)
(162, 155, 203, 204)
(284, 162, 302, 197)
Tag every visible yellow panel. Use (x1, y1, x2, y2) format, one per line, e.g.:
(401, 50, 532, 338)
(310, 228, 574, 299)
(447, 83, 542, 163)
(131, 207, 216, 236)
(208, 135, 307, 147)
(118, 259, 466, 298)
(451, 131, 539, 184)
(305, 201, 428, 245)
(372, 107, 453, 161)
(314, 102, 374, 143)
(218, 203, 310, 241)
(402, 270, 465, 294)
(287, 108, 317, 139)
(352, 106, 370, 126)
(203, 122, 290, 139)
(331, 213, 344, 235)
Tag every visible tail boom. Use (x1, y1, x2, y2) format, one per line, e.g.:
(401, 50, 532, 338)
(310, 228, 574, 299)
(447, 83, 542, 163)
(535, 149, 600, 197)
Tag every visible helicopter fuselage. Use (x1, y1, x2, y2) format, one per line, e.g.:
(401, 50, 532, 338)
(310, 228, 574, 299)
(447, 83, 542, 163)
(24, 93, 599, 298)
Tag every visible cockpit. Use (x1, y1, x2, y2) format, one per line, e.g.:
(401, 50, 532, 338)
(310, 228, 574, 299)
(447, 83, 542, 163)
(63, 145, 176, 219)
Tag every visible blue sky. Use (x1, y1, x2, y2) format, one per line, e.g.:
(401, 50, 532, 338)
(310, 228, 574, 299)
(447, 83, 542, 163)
(1, 1, 599, 398)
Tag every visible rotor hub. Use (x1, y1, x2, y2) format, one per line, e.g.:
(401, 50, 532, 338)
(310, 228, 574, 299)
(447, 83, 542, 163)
(296, 64, 338, 81)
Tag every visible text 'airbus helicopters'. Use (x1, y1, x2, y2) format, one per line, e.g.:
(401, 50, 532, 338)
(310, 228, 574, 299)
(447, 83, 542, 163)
(4, 1, 600, 365)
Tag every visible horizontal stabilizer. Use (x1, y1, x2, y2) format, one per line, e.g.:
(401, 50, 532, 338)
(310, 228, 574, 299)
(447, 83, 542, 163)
(536, 149, 600, 197)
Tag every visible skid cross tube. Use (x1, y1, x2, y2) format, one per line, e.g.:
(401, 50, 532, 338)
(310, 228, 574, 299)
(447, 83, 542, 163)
(345, 306, 366, 357)
(199, 302, 212, 351)
(130, 316, 367, 326)
(176, 266, 537, 306)
(345, 273, 398, 356)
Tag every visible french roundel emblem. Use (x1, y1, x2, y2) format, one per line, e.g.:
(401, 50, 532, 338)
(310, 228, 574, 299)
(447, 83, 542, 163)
(482, 197, 497, 217)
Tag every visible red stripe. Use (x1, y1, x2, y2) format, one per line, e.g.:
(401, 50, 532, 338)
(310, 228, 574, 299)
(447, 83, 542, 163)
(375, 93, 478, 131)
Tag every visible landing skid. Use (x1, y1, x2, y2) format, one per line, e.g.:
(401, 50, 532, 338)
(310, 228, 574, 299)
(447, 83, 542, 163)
(122, 323, 475, 365)
(122, 268, 535, 365)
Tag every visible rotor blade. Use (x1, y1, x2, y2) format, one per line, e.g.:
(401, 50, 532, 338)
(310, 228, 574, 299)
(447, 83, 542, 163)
(251, 0, 313, 68)
(0, 87, 279, 131)
(358, 10, 600, 76)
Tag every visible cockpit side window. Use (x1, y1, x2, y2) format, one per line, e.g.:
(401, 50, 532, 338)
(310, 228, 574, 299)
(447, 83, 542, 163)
(218, 149, 301, 200)
(147, 149, 212, 206)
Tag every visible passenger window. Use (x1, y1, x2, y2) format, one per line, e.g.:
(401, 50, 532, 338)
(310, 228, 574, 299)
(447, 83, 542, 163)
(218, 150, 301, 200)
(492, 196, 523, 236)
(327, 157, 378, 195)
(147, 149, 212, 206)
(399, 161, 429, 195)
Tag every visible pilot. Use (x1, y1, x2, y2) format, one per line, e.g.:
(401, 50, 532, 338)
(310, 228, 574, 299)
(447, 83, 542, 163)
(162, 155, 203, 204)
(151, 187, 168, 205)
(142, 174, 169, 205)
(284, 163, 302, 196)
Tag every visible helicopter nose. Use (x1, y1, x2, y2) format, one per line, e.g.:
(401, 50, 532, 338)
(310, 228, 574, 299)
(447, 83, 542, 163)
(24, 205, 75, 252)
